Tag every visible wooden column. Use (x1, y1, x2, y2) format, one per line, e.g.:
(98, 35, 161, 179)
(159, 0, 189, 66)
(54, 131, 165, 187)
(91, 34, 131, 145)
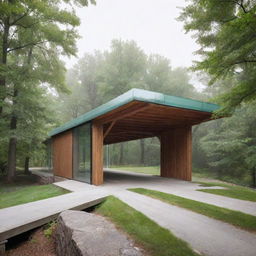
(92, 122, 104, 185)
(160, 126, 192, 181)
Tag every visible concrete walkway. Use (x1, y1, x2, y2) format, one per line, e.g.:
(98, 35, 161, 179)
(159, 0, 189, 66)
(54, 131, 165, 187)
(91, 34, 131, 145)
(1, 169, 256, 256)
(55, 169, 256, 256)
(0, 190, 108, 241)
(103, 169, 256, 216)
(115, 190, 256, 256)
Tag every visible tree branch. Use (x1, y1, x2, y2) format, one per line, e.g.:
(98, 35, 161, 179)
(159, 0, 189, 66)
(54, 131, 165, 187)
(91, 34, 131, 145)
(7, 41, 46, 53)
(10, 12, 28, 26)
(239, 0, 248, 14)
(221, 0, 248, 13)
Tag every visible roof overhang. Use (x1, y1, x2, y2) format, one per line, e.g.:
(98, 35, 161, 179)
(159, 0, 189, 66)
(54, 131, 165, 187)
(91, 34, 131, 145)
(97, 100, 215, 144)
(49, 88, 220, 143)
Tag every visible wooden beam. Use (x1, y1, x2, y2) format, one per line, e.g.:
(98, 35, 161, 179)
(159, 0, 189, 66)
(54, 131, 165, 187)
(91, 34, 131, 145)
(92, 122, 103, 185)
(95, 103, 152, 125)
(160, 126, 192, 181)
(103, 120, 116, 139)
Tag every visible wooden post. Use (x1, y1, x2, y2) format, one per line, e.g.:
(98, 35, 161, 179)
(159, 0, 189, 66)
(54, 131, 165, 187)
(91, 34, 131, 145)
(92, 122, 103, 185)
(160, 126, 192, 181)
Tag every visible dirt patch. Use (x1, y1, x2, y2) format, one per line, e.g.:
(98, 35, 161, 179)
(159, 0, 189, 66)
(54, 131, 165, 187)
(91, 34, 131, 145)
(6, 227, 56, 256)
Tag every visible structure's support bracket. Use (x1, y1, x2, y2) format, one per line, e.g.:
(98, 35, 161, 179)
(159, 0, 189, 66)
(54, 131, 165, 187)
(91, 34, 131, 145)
(103, 120, 116, 139)
(0, 240, 7, 256)
(96, 103, 152, 125)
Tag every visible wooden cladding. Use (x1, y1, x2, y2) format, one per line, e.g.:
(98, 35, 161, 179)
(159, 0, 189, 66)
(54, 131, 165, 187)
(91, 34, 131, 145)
(52, 131, 73, 179)
(160, 126, 192, 181)
(99, 101, 211, 145)
(92, 122, 103, 185)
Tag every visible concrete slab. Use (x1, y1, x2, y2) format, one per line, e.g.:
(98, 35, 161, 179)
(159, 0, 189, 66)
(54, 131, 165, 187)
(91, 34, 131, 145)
(0, 190, 108, 241)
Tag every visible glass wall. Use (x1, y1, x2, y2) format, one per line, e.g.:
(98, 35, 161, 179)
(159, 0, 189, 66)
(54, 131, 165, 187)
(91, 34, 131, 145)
(73, 123, 92, 183)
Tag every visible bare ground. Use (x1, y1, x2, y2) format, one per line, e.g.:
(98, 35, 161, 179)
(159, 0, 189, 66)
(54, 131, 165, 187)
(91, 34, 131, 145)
(6, 227, 56, 256)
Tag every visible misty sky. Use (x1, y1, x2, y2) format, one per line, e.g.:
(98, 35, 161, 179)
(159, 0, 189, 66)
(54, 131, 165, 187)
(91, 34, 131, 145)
(66, 0, 199, 69)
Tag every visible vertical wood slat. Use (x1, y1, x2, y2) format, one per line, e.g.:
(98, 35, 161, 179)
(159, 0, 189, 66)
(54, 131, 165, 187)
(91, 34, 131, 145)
(92, 122, 104, 185)
(160, 126, 192, 181)
(53, 131, 73, 179)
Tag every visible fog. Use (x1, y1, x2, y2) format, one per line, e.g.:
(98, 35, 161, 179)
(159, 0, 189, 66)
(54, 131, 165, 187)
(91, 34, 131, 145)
(65, 0, 199, 69)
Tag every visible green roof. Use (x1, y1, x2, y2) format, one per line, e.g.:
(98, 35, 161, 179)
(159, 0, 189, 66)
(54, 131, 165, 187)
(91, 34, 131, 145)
(49, 88, 220, 137)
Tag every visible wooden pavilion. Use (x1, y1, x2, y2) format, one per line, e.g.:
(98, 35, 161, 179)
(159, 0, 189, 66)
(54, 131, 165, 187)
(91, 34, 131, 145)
(48, 89, 219, 185)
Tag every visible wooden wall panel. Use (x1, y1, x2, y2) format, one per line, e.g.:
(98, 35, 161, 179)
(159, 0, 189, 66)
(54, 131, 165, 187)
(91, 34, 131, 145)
(160, 126, 192, 181)
(53, 131, 73, 179)
(92, 122, 103, 185)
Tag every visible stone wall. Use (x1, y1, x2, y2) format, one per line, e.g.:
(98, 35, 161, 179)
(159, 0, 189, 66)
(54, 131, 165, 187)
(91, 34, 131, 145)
(55, 210, 143, 256)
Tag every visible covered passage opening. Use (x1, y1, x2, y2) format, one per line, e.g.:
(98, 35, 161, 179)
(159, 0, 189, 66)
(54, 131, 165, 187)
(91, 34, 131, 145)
(92, 100, 215, 185)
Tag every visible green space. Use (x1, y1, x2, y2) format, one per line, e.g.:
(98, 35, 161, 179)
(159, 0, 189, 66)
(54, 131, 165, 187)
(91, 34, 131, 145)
(110, 166, 159, 175)
(129, 188, 256, 232)
(0, 174, 37, 193)
(0, 182, 69, 209)
(197, 181, 256, 202)
(95, 196, 199, 256)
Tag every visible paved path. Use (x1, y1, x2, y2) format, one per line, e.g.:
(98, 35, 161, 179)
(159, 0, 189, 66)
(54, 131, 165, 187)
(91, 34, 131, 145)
(55, 169, 256, 256)
(103, 169, 256, 216)
(0, 190, 108, 241)
(115, 190, 256, 256)
(1, 169, 256, 256)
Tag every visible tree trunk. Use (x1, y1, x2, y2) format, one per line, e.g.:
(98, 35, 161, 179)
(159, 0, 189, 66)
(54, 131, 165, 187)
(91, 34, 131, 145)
(24, 156, 30, 175)
(119, 143, 124, 165)
(140, 139, 145, 166)
(7, 137, 17, 182)
(0, 18, 10, 115)
(7, 89, 18, 182)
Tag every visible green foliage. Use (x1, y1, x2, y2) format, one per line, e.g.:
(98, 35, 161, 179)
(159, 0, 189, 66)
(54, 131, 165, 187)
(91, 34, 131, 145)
(43, 221, 57, 239)
(130, 188, 256, 231)
(110, 166, 160, 175)
(0, 0, 94, 179)
(194, 102, 256, 187)
(96, 196, 199, 256)
(179, 0, 256, 113)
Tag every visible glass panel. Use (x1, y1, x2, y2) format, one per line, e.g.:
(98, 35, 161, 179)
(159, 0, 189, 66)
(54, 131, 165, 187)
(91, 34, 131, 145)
(73, 123, 91, 183)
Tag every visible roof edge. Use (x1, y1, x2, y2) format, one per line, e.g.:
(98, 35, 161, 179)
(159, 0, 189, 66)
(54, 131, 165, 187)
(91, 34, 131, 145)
(49, 88, 219, 137)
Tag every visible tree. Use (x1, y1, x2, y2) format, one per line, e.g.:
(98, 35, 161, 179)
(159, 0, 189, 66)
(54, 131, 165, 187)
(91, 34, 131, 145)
(100, 39, 147, 100)
(0, 0, 94, 181)
(78, 52, 105, 110)
(199, 103, 256, 187)
(179, 0, 256, 113)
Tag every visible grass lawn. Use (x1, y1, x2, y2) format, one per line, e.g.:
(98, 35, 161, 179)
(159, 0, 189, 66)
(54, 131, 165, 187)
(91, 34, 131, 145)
(110, 166, 160, 175)
(129, 188, 256, 232)
(0, 174, 38, 193)
(0, 183, 70, 209)
(95, 196, 199, 256)
(196, 181, 256, 202)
